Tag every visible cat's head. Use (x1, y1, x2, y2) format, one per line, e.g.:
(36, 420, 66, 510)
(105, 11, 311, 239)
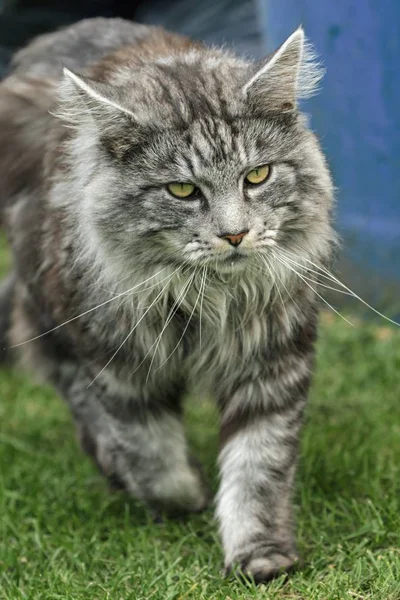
(57, 27, 335, 286)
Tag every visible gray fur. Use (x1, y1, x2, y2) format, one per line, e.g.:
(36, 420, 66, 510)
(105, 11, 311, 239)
(0, 18, 336, 582)
(0, 273, 16, 363)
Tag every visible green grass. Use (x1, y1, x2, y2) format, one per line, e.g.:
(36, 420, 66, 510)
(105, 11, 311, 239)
(1, 235, 400, 599)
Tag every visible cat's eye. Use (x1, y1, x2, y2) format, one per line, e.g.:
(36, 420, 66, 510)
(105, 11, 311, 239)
(245, 165, 271, 185)
(167, 182, 197, 199)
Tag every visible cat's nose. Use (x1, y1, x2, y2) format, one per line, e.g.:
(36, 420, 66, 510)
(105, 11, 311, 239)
(219, 230, 249, 247)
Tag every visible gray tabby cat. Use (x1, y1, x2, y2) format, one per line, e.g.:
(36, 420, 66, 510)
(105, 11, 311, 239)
(0, 18, 336, 582)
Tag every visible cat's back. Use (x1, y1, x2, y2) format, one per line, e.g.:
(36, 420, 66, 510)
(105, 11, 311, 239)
(10, 18, 159, 79)
(0, 18, 193, 220)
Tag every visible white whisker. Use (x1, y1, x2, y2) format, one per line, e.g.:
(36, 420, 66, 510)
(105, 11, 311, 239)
(144, 271, 197, 383)
(199, 266, 207, 352)
(281, 248, 400, 327)
(156, 270, 203, 372)
(259, 253, 290, 326)
(277, 249, 343, 286)
(296, 275, 354, 296)
(10, 266, 171, 348)
(275, 254, 354, 326)
(87, 269, 179, 388)
(87, 268, 137, 295)
(275, 251, 354, 296)
(266, 251, 304, 315)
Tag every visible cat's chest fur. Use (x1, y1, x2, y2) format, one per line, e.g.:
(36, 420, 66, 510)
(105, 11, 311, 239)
(88, 271, 275, 394)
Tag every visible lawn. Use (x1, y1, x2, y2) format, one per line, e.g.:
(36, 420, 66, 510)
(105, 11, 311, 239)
(1, 234, 400, 600)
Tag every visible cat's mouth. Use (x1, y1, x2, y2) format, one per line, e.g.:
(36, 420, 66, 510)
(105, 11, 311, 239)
(224, 253, 245, 264)
(214, 251, 249, 273)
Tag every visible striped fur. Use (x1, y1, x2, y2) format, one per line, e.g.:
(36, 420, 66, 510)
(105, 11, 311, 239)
(0, 18, 336, 582)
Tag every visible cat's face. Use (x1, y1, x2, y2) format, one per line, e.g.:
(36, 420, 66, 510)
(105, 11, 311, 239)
(94, 116, 332, 276)
(60, 28, 335, 281)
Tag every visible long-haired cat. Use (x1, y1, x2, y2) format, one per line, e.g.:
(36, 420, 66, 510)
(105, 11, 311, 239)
(0, 18, 336, 581)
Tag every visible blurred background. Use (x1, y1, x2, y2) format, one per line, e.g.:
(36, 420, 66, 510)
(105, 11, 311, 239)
(0, 0, 399, 315)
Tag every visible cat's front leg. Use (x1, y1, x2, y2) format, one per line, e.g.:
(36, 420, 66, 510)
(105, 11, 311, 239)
(216, 360, 312, 582)
(59, 367, 210, 516)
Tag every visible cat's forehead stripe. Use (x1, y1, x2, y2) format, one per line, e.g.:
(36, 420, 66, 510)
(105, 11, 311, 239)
(148, 57, 243, 123)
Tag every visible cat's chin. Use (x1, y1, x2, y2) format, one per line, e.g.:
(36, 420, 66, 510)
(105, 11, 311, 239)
(212, 257, 250, 275)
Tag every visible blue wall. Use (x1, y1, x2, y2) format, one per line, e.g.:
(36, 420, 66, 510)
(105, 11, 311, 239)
(259, 0, 400, 307)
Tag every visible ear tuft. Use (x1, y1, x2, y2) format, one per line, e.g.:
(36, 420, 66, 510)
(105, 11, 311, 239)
(297, 32, 325, 100)
(243, 27, 324, 114)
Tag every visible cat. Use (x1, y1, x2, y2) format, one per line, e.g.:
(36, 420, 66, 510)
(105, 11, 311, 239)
(0, 18, 336, 582)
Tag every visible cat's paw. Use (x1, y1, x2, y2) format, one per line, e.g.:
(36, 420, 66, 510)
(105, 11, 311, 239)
(149, 463, 212, 517)
(227, 551, 299, 583)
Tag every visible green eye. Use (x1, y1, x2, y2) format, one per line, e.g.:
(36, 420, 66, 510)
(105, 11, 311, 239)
(245, 164, 271, 185)
(167, 182, 197, 199)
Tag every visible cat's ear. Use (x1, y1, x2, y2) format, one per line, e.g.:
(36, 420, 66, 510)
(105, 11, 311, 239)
(243, 27, 324, 114)
(57, 68, 135, 128)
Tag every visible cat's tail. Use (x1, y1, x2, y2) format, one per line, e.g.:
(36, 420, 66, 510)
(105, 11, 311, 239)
(0, 75, 55, 226)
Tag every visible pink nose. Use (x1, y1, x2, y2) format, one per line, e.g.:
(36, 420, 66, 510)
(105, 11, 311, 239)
(221, 231, 248, 247)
